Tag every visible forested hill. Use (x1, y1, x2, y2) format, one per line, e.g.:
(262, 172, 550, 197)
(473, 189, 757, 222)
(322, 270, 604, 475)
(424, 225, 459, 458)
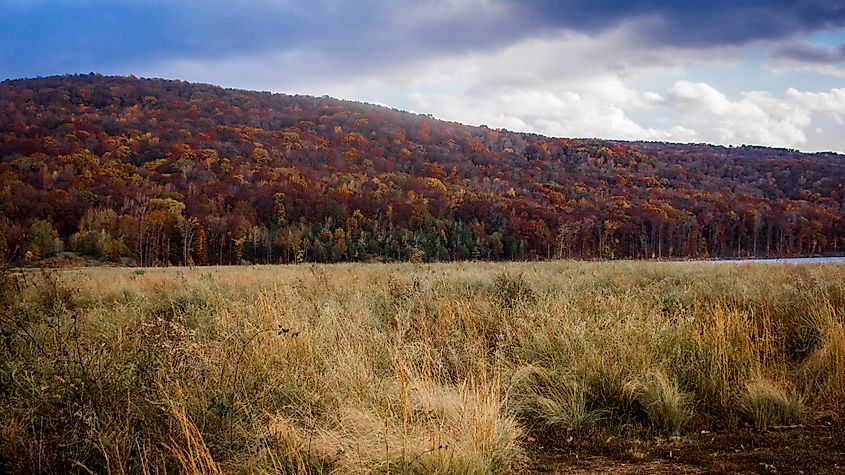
(1, 74, 844, 265)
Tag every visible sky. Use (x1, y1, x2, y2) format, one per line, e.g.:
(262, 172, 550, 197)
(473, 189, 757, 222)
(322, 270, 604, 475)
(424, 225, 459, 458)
(2, 0, 845, 153)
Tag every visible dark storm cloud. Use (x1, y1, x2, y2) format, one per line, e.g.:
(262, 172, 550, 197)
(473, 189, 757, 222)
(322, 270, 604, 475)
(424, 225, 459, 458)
(771, 42, 845, 64)
(517, 0, 845, 46)
(2, 0, 845, 80)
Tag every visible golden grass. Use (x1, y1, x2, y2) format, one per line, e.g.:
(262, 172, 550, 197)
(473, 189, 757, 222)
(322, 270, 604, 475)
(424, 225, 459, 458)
(1, 261, 844, 473)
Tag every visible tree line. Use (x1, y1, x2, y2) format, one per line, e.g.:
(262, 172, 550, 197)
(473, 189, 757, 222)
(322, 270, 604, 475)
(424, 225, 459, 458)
(1, 74, 844, 265)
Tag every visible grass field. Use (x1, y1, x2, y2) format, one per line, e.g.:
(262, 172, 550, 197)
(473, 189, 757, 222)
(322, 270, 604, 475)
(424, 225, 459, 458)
(1, 261, 844, 473)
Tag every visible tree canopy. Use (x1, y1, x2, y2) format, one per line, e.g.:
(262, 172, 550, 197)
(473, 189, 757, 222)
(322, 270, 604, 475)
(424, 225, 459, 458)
(1, 74, 843, 265)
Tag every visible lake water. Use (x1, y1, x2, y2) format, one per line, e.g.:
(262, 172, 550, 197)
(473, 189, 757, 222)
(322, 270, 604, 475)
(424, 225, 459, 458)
(685, 257, 845, 265)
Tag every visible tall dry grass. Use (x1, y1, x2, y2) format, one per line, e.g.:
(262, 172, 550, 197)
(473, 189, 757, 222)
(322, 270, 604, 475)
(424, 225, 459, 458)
(1, 261, 844, 473)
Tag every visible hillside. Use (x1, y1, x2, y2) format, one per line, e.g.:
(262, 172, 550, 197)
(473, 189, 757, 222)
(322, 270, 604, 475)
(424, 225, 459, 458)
(1, 74, 844, 265)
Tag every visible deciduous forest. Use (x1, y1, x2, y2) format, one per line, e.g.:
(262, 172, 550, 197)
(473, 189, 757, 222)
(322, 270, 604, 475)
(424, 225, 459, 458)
(1, 74, 843, 265)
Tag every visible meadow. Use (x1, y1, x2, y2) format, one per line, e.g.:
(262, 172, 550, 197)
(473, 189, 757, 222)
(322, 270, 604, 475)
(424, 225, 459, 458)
(1, 261, 844, 473)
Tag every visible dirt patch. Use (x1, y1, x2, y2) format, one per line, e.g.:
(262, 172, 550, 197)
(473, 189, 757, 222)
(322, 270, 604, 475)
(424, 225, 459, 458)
(524, 421, 845, 474)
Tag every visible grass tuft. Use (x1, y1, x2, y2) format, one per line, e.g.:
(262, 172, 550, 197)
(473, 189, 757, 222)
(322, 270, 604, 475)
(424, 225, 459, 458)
(739, 377, 804, 428)
(626, 370, 690, 434)
(490, 271, 535, 309)
(510, 365, 602, 434)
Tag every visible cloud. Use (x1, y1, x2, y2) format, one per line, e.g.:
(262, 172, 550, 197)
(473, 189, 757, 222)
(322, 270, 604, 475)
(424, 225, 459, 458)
(3, 0, 845, 80)
(0, 0, 523, 78)
(666, 81, 845, 149)
(402, 31, 845, 151)
(505, 0, 845, 47)
(667, 81, 810, 147)
(414, 77, 844, 151)
(770, 41, 845, 64)
(411, 87, 676, 140)
(394, 33, 696, 142)
(786, 87, 845, 124)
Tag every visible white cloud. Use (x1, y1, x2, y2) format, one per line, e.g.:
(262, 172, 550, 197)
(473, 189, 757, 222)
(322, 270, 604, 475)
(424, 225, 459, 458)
(668, 81, 734, 115)
(410, 86, 689, 141)
(764, 59, 845, 80)
(381, 27, 703, 141)
(806, 64, 845, 79)
(667, 81, 810, 146)
(665, 81, 845, 149)
(786, 88, 845, 124)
